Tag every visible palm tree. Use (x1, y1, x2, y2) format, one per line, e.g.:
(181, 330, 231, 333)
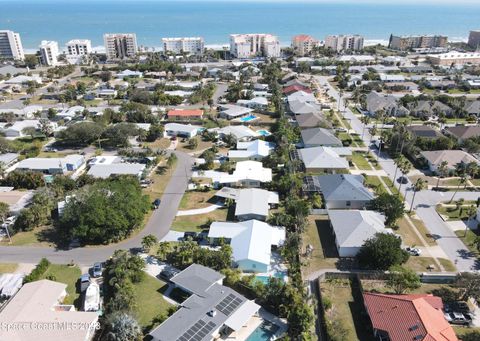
(465, 205, 477, 237)
(360, 115, 370, 140)
(369, 125, 378, 146)
(393, 156, 406, 188)
(436, 161, 449, 189)
(410, 179, 427, 212)
(450, 174, 467, 203)
(398, 159, 412, 194)
(467, 162, 479, 187)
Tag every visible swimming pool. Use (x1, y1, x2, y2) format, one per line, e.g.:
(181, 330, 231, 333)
(257, 129, 271, 136)
(246, 321, 279, 341)
(255, 273, 286, 285)
(240, 114, 257, 122)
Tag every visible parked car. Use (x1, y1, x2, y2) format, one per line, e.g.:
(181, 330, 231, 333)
(445, 301, 470, 314)
(405, 247, 422, 256)
(92, 262, 103, 278)
(79, 273, 91, 292)
(183, 232, 198, 240)
(397, 176, 408, 184)
(153, 198, 161, 209)
(444, 312, 472, 326)
(170, 136, 177, 141)
(159, 268, 180, 281)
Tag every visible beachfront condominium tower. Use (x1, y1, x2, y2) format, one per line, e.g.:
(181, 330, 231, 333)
(162, 37, 204, 55)
(39, 40, 59, 66)
(291, 34, 319, 56)
(468, 30, 480, 49)
(324, 34, 364, 52)
(388, 34, 448, 51)
(65, 39, 92, 64)
(103, 33, 137, 60)
(0, 30, 25, 61)
(230, 34, 280, 58)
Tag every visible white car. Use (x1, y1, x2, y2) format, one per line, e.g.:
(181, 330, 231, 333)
(406, 247, 422, 256)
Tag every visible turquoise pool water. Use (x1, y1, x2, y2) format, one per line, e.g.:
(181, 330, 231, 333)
(240, 114, 257, 122)
(257, 129, 271, 136)
(255, 273, 286, 284)
(246, 321, 279, 341)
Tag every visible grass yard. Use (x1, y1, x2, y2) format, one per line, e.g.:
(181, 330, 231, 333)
(301, 216, 339, 277)
(436, 204, 476, 221)
(176, 138, 213, 154)
(454, 229, 480, 257)
(453, 326, 480, 339)
(321, 278, 373, 341)
(178, 190, 218, 210)
(171, 207, 229, 232)
(0, 263, 18, 273)
(351, 133, 365, 147)
(351, 151, 372, 170)
(364, 176, 387, 195)
(396, 217, 424, 247)
(132, 275, 172, 329)
(40, 264, 82, 306)
(404, 256, 456, 272)
(382, 176, 402, 198)
(361, 280, 453, 296)
(143, 161, 176, 201)
(146, 138, 172, 151)
(0, 226, 58, 247)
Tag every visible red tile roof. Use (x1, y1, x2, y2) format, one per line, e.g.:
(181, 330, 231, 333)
(293, 34, 315, 42)
(363, 293, 458, 341)
(167, 109, 204, 117)
(283, 85, 312, 95)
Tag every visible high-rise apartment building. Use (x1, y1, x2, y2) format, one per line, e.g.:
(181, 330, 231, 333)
(291, 34, 319, 56)
(324, 35, 364, 52)
(230, 34, 280, 58)
(66, 39, 92, 56)
(388, 34, 448, 51)
(39, 40, 59, 66)
(0, 30, 25, 60)
(468, 30, 480, 49)
(103, 33, 137, 60)
(162, 37, 204, 55)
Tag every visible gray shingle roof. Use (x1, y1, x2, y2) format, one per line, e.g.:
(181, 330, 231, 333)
(301, 128, 342, 147)
(316, 174, 374, 202)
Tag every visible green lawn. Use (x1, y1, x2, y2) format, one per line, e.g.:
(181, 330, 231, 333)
(455, 229, 480, 257)
(0, 226, 58, 247)
(351, 152, 372, 170)
(132, 275, 172, 329)
(171, 207, 229, 232)
(436, 205, 476, 221)
(0, 263, 18, 273)
(364, 176, 387, 195)
(178, 190, 217, 210)
(40, 264, 82, 306)
(301, 216, 339, 277)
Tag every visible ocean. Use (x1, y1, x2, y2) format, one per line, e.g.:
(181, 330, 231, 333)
(1, 0, 480, 51)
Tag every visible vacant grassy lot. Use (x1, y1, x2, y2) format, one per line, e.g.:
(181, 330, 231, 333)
(171, 207, 229, 232)
(301, 216, 339, 277)
(132, 275, 172, 329)
(40, 264, 82, 306)
(321, 278, 373, 341)
(178, 190, 218, 210)
(0, 263, 18, 273)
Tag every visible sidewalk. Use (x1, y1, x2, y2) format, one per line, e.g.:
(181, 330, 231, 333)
(176, 202, 224, 216)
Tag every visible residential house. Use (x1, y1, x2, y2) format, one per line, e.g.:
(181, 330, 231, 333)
(406, 125, 443, 139)
(167, 109, 204, 121)
(213, 126, 260, 142)
(464, 101, 480, 116)
(426, 79, 456, 90)
(379, 74, 406, 83)
(2, 120, 40, 138)
(14, 155, 84, 174)
(164, 123, 202, 138)
(445, 125, 480, 143)
(420, 150, 479, 173)
(193, 160, 272, 188)
(409, 100, 453, 118)
(287, 91, 317, 104)
(115, 69, 143, 79)
(5, 75, 42, 85)
(297, 146, 350, 173)
(149, 264, 260, 341)
(236, 97, 268, 110)
(228, 140, 275, 161)
(0, 105, 43, 119)
(295, 112, 328, 129)
(209, 220, 285, 272)
(301, 127, 342, 147)
(215, 187, 279, 221)
(283, 85, 312, 96)
(0, 189, 34, 215)
(288, 100, 321, 115)
(328, 209, 392, 257)
(0, 279, 98, 341)
(218, 104, 254, 120)
(366, 92, 409, 117)
(0, 153, 19, 167)
(304, 174, 374, 209)
(363, 293, 458, 341)
(87, 163, 145, 179)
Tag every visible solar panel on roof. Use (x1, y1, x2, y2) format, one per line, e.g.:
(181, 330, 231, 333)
(179, 319, 217, 341)
(215, 293, 243, 316)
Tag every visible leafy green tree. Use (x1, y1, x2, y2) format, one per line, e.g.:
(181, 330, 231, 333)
(187, 137, 198, 150)
(368, 193, 405, 227)
(455, 272, 480, 301)
(166, 153, 177, 168)
(357, 233, 409, 270)
(146, 124, 163, 142)
(120, 102, 156, 123)
(103, 312, 142, 341)
(56, 122, 104, 147)
(3, 171, 44, 189)
(386, 265, 421, 294)
(141, 234, 158, 252)
(58, 177, 150, 244)
(0, 202, 10, 222)
(101, 123, 138, 148)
